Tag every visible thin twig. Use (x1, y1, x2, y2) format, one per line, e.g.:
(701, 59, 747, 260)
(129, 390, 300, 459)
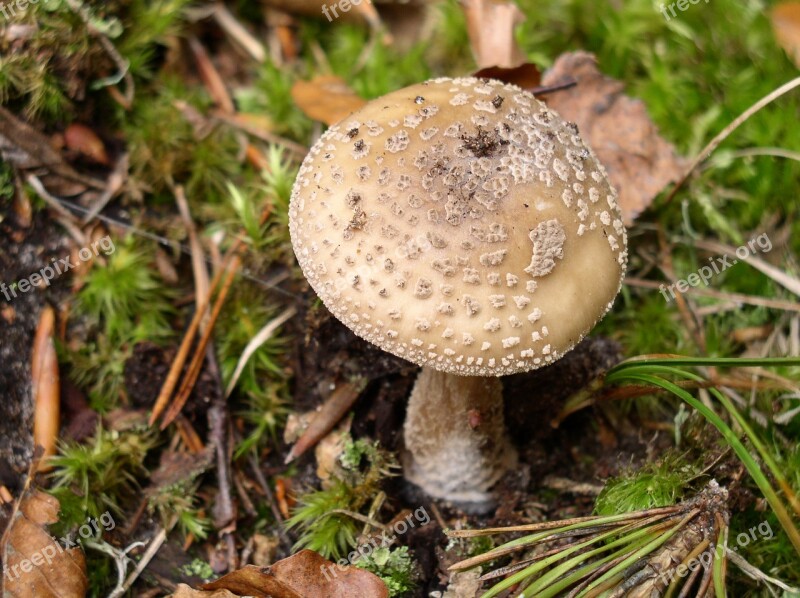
(112, 519, 176, 598)
(81, 153, 128, 224)
(248, 452, 293, 547)
(225, 306, 297, 397)
(160, 255, 241, 429)
(213, 2, 266, 62)
(625, 277, 800, 312)
(664, 76, 800, 204)
(327, 509, 390, 531)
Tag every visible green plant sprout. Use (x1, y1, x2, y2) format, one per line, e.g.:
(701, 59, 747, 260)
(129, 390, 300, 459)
(49, 424, 157, 526)
(448, 355, 800, 597)
(287, 435, 398, 559)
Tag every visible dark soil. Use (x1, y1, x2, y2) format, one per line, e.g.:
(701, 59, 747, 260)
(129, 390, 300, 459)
(0, 198, 72, 492)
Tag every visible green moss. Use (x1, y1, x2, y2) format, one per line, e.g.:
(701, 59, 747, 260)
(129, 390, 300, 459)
(595, 454, 698, 515)
(49, 425, 157, 526)
(287, 435, 397, 559)
(124, 77, 240, 199)
(68, 236, 175, 411)
(355, 546, 418, 597)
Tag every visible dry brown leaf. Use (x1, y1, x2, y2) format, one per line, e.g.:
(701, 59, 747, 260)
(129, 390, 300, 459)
(269, 550, 388, 598)
(473, 63, 541, 89)
(1, 490, 88, 597)
(541, 52, 688, 224)
(202, 566, 301, 598)
(0, 107, 101, 194)
(31, 306, 60, 470)
(174, 551, 388, 598)
(63, 124, 110, 166)
(172, 586, 238, 598)
(291, 76, 367, 126)
(463, 0, 526, 69)
(771, 2, 800, 68)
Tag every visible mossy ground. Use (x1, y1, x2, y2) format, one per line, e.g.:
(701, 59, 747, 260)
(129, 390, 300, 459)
(1, 0, 799, 595)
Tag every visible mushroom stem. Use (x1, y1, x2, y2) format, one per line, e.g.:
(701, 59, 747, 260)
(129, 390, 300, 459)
(403, 368, 517, 507)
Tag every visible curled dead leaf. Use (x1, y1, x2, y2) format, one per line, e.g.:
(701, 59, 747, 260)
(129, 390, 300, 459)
(190, 551, 388, 598)
(31, 306, 60, 471)
(291, 76, 367, 126)
(771, 2, 800, 68)
(473, 63, 541, 90)
(0, 489, 88, 598)
(541, 52, 688, 224)
(172, 586, 237, 598)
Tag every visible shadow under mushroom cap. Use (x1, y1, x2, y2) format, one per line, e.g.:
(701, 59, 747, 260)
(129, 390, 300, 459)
(289, 77, 628, 377)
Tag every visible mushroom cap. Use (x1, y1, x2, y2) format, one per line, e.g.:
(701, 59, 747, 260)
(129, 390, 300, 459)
(289, 77, 628, 376)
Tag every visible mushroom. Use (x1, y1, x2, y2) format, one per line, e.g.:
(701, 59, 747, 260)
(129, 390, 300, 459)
(289, 77, 628, 507)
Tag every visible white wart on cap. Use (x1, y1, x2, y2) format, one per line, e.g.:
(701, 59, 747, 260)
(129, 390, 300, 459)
(289, 77, 627, 377)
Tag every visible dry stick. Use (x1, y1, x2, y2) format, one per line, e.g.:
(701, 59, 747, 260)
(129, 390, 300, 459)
(149, 236, 242, 416)
(284, 379, 369, 463)
(148, 235, 242, 425)
(625, 277, 800, 313)
(25, 175, 88, 246)
(663, 76, 800, 205)
(676, 561, 705, 598)
(81, 153, 128, 225)
(658, 228, 708, 356)
(248, 453, 293, 548)
(209, 402, 238, 571)
(111, 519, 176, 598)
(151, 192, 275, 427)
(213, 2, 267, 62)
(692, 238, 800, 297)
(212, 111, 309, 160)
(160, 255, 242, 430)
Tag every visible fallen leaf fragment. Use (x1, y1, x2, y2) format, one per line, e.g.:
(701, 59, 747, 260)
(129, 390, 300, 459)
(31, 305, 60, 471)
(463, 0, 526, 68)
(198, 551, 388, 598)
(473, 63, 541, 89)
(172, 587, 237, 598)
(541, 52, 688, 224)
(203, 566, 302, 598)
(63, 124, 110, 166)
(291, 76, 367, 126)
(771, 2, 800, 68)
(0, 489, 88, 598)
(285, 379, 367, 463)
(0, 106, 101, 193)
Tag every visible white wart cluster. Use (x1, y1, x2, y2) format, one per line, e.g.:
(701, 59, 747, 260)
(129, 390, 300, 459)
(289, 77, 628, 376)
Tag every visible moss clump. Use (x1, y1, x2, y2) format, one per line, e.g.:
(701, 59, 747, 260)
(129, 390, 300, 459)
(287, 435, 397, 559)
(595, 454, 698, 515)
(355, 546, 419, 597)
